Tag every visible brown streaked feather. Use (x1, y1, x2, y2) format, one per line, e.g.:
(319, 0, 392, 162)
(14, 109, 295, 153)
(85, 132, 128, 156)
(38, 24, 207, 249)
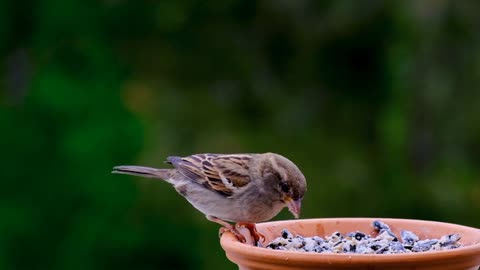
(212, 155, 251, 188)
(166, 156, 205, 184)
(167, 154, 252, 197)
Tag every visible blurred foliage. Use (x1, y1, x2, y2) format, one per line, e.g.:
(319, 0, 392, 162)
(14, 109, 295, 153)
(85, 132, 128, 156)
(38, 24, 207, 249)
(1, 0, 480, 269)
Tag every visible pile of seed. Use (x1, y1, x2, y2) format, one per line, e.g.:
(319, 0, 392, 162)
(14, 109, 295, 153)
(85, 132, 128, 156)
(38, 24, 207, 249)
(265, 220, 461, 254)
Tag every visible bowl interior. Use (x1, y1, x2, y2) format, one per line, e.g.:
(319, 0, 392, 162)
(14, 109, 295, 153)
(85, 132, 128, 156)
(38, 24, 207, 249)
(255, 218, 480, 247)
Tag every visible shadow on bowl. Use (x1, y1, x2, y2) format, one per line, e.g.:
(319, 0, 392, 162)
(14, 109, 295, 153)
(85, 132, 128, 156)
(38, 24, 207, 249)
(220, 218, 480, 270)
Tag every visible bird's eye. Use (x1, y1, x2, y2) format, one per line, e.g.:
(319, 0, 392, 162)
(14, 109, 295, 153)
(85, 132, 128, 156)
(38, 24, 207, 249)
(280, 182, 290, 193)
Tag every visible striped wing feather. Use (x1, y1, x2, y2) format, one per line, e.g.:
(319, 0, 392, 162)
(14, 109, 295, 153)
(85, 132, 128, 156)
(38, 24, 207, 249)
(167, 154, 252, 197)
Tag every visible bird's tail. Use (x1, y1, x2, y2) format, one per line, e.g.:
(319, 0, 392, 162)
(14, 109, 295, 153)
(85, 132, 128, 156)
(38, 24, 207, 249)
(112, 165, 172, 180)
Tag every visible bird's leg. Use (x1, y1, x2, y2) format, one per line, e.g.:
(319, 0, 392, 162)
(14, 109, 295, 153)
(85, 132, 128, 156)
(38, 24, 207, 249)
(206, 215, 246, 243)
(236, 222, 265, 246)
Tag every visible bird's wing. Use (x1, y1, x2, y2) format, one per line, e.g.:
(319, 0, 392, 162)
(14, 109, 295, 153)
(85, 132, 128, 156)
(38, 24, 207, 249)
(167, 154, 252, 197)
(211, 154, 252, 188)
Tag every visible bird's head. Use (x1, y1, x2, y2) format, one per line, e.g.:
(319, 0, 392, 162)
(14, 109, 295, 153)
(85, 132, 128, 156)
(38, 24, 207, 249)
(259, 153, 307, 218)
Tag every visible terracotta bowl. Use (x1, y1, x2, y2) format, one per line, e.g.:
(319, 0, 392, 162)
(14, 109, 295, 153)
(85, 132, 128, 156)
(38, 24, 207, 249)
(220, 218, 480, 270)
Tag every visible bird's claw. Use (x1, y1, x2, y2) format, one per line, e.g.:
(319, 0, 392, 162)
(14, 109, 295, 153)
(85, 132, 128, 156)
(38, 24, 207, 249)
(219, 226, 247, 243)
(236, 222, 265, 246)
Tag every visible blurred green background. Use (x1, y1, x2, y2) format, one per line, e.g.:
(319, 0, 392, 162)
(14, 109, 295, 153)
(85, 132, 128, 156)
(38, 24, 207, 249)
(1, 1, 480, 269)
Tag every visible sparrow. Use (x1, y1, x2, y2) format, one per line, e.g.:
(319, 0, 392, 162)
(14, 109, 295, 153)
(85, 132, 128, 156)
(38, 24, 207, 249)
(112, 153, 307, 244)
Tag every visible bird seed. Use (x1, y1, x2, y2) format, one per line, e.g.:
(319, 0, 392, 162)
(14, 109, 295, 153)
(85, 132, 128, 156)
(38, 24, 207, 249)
(265, 220, 462, 254)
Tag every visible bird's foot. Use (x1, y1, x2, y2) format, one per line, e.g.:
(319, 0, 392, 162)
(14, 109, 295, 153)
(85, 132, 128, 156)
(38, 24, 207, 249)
(207, 215, 247, 243)
(218, 226, 247, 243)
(236, 222, 265, 246)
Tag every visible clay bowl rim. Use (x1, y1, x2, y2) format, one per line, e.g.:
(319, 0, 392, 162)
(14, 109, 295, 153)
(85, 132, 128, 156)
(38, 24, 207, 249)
(220, 217, 480, 264)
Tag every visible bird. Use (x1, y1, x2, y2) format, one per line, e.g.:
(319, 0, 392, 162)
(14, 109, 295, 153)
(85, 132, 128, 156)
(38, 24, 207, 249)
(112, 152, 307, 244)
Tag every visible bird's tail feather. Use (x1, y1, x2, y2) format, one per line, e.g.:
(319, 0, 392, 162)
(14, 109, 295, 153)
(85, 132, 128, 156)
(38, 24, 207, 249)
(112, 165, 172, 180)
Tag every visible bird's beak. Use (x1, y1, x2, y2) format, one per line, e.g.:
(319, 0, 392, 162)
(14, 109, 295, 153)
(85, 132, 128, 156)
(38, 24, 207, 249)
(284, 197, 302, 219)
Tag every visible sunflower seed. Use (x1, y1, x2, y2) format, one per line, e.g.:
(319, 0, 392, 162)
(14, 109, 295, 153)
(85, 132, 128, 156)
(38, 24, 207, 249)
(265, 220, 462, 254)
